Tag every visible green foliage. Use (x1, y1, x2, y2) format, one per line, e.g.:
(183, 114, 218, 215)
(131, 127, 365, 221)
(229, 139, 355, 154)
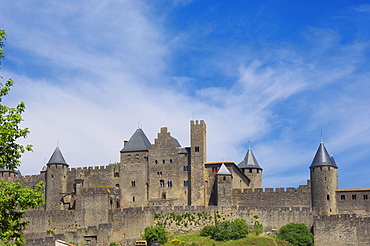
(252, 221, 264, 235)
(200, 218, 249, 241)
(109, 242, 119, 246)
(0, 181, 45, 245)
(0, 30, 45, 246)
(142, 226, 168, 245)
(277, 223, 314, 246)
(199, 225, 216, 237)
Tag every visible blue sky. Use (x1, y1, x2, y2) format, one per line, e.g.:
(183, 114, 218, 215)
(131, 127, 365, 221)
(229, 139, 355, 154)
(1, 1, 369, 188)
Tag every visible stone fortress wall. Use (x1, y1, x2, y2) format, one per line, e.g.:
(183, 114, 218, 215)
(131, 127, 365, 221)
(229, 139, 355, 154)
(1, 119, 370, 246)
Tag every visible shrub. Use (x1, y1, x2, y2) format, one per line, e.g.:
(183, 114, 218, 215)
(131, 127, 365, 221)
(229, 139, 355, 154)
(200, 218, 249, 241)
(252, 220, 263, 235)
(110, 243, 119, 246)
(277, 223, 314, 246)
(142, 226, 168, 245)
(199, 225, 215, 237)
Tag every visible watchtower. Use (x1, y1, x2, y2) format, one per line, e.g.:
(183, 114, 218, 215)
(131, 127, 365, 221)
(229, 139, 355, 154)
(238, 146, 262, 188)
(310, 141, 338, 215)
(190, 120, 206, 206)
(45, 146, 69, 210)
(216, 163, 232, 206)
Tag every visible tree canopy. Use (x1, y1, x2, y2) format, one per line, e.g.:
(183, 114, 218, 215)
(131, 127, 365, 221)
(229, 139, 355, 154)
(0, 29, 44, 246)
(277, 223, 314, 246)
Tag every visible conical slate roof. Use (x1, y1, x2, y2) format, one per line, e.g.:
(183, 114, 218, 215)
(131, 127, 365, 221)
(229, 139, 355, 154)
(47, 146, 68, 166)
(120, 128, 152, 153)
(238, 148, 262, 170)
(310, 142, 337, 168)
(217, 163, 232, 175)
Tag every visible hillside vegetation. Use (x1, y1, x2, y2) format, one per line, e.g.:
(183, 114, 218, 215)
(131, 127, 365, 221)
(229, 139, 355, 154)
(163, 233, 291, 246)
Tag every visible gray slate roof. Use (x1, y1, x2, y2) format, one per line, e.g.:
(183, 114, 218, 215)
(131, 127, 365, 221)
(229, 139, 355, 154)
(120, 129, 152, 153)
(47, 146, 68, 166)
(310, 142, 337, 168)
(217, 163, 232, 175)
(238, 148, 262, 170)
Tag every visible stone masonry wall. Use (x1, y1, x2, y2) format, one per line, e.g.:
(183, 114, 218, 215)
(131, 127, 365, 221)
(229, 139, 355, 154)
(314, 214, 370, 246)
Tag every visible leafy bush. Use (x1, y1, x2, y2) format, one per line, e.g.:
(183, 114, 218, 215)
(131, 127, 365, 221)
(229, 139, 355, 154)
(110, 243, 119, 246)
(142, 226, 168, 245)
(277, 223, 314, 246)
(252, 220, 264, 235)
(200, 218, 249, 241)
(199, 225, 215, 237)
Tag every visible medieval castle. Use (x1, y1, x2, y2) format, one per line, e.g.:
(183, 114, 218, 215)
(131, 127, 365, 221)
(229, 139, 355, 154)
(1, 120, 370, 245)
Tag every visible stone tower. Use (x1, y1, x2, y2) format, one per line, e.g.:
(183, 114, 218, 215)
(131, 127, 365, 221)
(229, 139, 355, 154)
(119, 128, 151, 208)
(216, 163, 232, 207)
(190, 120, 206, 206)
(45, 146, 69, 210)
(238, 147, 262, 188)
(310, 141, 338, 215)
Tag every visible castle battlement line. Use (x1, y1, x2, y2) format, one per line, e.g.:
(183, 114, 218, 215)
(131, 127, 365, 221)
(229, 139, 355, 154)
(1, 120, 370, 246)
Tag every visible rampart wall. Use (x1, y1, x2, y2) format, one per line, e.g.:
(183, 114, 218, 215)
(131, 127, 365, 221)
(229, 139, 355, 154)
(232, 185, 311, 208)
(313, 214, 370, 246)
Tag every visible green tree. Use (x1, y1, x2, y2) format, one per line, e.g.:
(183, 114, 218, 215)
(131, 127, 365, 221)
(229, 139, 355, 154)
(277, 223, 314, 246)
(200, 218, 249, 241)
(0, 29, 45, 246)
(142, 226, 168, 245)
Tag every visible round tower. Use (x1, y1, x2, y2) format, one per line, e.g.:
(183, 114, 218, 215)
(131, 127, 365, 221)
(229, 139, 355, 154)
(310, 141, 338, 215)
(45, 146, 69, 210)
(216, 163, 232, 207)
(238, 147, 262, 188)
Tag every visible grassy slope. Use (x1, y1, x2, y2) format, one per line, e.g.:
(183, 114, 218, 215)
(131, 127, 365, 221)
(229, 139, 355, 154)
(163, 233, 291, 246)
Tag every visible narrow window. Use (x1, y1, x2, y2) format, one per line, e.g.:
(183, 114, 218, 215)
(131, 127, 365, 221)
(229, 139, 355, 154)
(327, 194, 330, 200)
(160, 180, 165, 187)
(133, 197, 135, 202)
(162, 192, 166, 199)
(249, 169, 252, 173)
(163, 160, 165, 164)
(170, 159, 173, 163)
(155, 160, 158, 164)
(184, 180, 188, 187)
(116, 201, 120, 208)
(73, 183, 77, 193)
(364, 195, 368, 200)
(116, 184, 120, 188)
(223, 176, 226, 181)
(352, 194, 357, 200)
(168, 181, 173, 187)
(195, 146, 200, 152)
(183, 166, 188, 171)
(131, 181, 136, 187)
(324, 177, 326, 181)
(114, 172, 119, 177)
(341, 195, 345, 200)
(110, 199, 113, 208)
(257, 169, 259, 173)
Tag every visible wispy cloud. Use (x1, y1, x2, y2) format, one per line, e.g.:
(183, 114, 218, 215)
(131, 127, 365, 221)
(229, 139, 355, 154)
(1, 1, 370, 189)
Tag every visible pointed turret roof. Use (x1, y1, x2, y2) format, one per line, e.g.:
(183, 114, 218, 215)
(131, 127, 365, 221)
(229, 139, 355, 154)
(217, 163, 232, 175)
(310, 142, 337, 168)
(47, 146, 68, 166)
(120, 128, 152, 153)
(238, 148, 262, 170)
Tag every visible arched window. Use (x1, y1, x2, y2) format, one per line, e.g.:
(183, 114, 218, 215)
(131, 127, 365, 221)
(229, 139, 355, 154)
(114, 172, 119, 177)
(160, 180, 165, 187)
